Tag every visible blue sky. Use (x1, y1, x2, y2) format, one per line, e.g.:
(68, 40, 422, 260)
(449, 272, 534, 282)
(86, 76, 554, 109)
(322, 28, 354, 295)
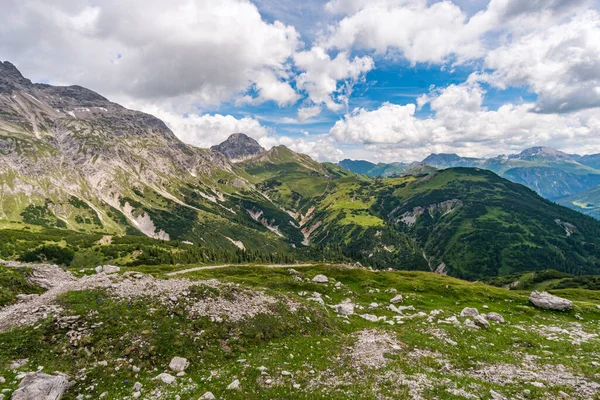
(1, 0, 600, 162)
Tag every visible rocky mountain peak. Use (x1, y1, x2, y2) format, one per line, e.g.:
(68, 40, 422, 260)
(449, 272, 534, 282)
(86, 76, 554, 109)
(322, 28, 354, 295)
(0, 61, 32, 90)
(211, 133, 265, 162)
(512, 146, 574, 162)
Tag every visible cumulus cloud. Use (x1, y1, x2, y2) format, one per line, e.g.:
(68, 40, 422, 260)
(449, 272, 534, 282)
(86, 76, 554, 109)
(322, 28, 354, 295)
(259, 134, 344, 162)
(478, 10, 600, 113)
(141, 106, 270, 148)
(320, 0, 592, 64)
(294, 47, 374, 113)
(0, 0, 299, 106)
(330, 83, 600, 161)
(297, 106, 323, 121)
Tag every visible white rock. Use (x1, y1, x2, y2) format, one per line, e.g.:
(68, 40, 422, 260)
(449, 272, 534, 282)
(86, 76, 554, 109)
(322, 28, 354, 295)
(12, 373, 69, 400)
(257, 366, 268, 372)
(335, 281, 342, 288)
(281, 371, 292, 376)
(293, 384, 301, 389)
(474, 315, 490, 329)
(312, 274, 329, 283)
(153, 373, 176, 384)
(99, 392, 108, 399)
(307, 297, 324, 305)
(460, 307, 479, 317)
(531, 382, 545, 388)
(101, 265, 120, 274)
(360, 314, 379, 322)
(199, 391, 216, 399)
(490, 389, 507, 400)
(169, 357, 189, 372)
(333, 303, 354, 316)
(133, 382, 142, 392)
(368, 302, 378, 309)
(94, 266, 104, 274)
(390, 295, 403, 304)
(226, 379, 241, 391)
(288, 269, 299, 275)
(529, 291, 573, 311)
(485, 312, 505, 323)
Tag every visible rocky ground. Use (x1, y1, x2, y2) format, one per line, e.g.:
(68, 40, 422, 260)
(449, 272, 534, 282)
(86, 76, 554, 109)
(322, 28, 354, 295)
(0, 261, 599, 399)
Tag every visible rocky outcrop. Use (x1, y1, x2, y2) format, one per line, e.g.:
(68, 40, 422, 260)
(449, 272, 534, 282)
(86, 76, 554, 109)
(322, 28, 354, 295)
(529, 291, 573, 311)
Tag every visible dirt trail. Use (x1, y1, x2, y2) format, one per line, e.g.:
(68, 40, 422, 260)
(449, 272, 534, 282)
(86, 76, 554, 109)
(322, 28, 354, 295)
(165, 263, 316, 276)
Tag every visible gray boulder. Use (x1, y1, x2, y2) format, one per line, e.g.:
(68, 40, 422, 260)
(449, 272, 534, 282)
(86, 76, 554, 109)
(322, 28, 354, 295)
(474, 315, 490, 329)
(12, 372, 68, 400)
(529, 291, 573, 311)
(312, 274, 329, 283)
(485, 312, 505, 323)
(460, 307, 479, 317)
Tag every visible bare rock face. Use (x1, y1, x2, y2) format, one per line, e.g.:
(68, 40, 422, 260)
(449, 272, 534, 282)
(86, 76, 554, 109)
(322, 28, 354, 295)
(211, 133, 265, 162)
(529, 291, 573, 311)
(11, 372, 68, 400)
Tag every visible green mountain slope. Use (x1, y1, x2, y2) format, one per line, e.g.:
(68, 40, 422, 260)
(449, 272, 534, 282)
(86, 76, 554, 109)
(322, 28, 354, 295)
(340, 147, 600, 203)
(3, 61, 600, 279)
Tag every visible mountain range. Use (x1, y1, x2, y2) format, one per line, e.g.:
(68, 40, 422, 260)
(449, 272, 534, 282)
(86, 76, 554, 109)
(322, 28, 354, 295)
(2, 61, 600, 280)
(339, 147, 600, 219)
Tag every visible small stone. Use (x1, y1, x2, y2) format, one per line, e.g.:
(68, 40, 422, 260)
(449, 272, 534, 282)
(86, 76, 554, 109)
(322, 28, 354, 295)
(307, 297, 325, 305)
(199, 392, 216, 400)
(390, 295, 403, 304)
(226, 379, 241, 391)
(257, 366, 268, 372)
(531, 382, 545, 388)
(153, 373, 176, 384)
(460, 307, 479, 317)
(288, 269, 299, 275)
(490, 389, 507, 400)
(473, 315, 490, 329)
(101, 265, 120, 274)
(132, 393, 141, 399)
(483, 305, 489, 309)
(176, 372, 185, 377)
(368, 302, 378, 309)
(281, 371, 292, 376)
(169, 357, 189, 372)
(99, 392, 108, 399)
(312, 274, 329, 283)
(94, 266, 104, 274)
(333, 303, 354, 316)
(360, 314, 379, 322)
(485, 312, 505, 323)
(133, 382, 142, 392)
(293, 384, 301, 389)
(335, 281, 342, 288)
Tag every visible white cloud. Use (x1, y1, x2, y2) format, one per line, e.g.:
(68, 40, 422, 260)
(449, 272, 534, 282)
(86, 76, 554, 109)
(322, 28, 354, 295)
(0, 0, 299, 107)
(320, 0, 592, 64)
(141, 107, 270, 148)
(294, 46, 374, 112)
(479, 10, 600, 113)
(297, 106, 323, 121)
(259, 134, 344, 162)
(330, 83, 600, 161)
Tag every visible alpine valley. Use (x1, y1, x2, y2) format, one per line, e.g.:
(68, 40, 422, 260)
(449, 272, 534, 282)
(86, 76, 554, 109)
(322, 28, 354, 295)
(2, 61, 600, 280)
